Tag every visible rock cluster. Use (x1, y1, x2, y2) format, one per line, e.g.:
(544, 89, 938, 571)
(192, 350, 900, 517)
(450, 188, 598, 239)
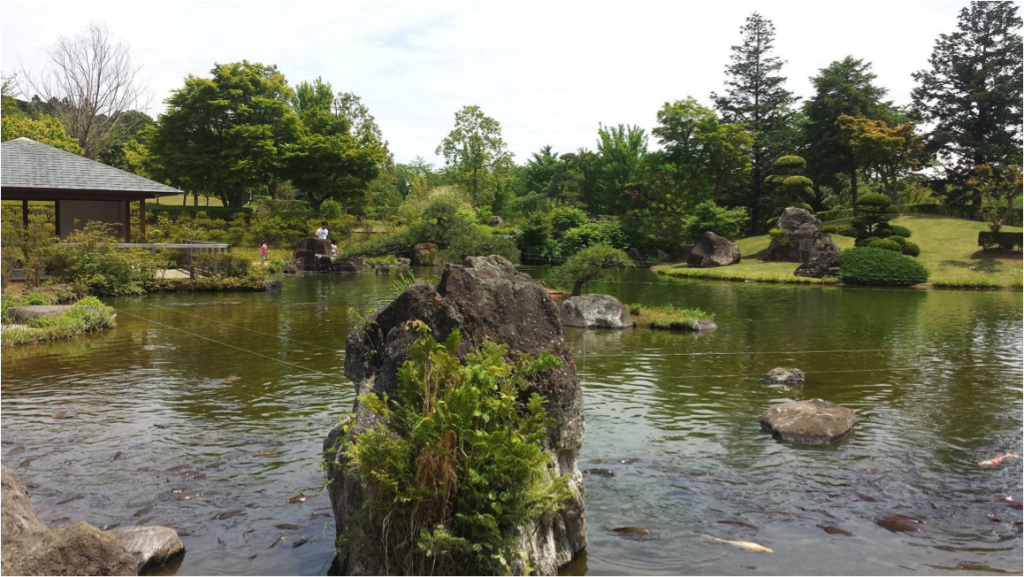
(763, 208, 841, 278)
(560, 294, 633, 329)
(687, 231, 741, 268)
(766, 367, 805, 385)
(324, 255, 587, 575)
(292, 238, 333, 271)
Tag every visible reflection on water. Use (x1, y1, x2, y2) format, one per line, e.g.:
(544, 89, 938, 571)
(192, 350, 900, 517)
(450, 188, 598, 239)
(2, 270, 1021, 575)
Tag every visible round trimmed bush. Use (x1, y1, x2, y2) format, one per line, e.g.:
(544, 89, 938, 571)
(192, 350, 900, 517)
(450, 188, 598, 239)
(866, 238, 903, 252)
(901, 240, 921, 257)
(821, 224, 839, 234)
(550, 206, 588, 232)
(887, 235, 907, 248)
(765, 216, 780, 228)
(889, 224, 912, 238)
(839, 247, 929, 286)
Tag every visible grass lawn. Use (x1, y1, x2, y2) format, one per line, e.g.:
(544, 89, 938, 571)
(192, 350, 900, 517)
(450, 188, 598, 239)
(655, 214, 1022, 289)
(151, 194, 226, 207)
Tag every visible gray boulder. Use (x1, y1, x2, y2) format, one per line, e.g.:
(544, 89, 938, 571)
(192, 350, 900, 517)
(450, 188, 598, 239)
(766, 367, 805, 384)
(760, 399, 856, 445)
(793, 235, 841, 278)
(560, 294, 632, 329)
(687, 232, 741, 268)
(626, 247, 644, 265)
(325, 255, 586, 575)
(1, 466, 138, 576)
(107, 527, 185, 573)
(333, 258, 364, 273)
(489, 215, 504, 227)
(763, 208, 840, 265)
(6, 305, 73, 325)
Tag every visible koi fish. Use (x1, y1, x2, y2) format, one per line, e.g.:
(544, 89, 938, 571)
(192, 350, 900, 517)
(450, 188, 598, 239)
(979, 454, 1019, 467)
(704, 535, 773, 553)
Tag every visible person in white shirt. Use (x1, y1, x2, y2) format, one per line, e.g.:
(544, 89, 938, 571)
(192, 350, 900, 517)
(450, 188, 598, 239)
(315, 221, 329, 240)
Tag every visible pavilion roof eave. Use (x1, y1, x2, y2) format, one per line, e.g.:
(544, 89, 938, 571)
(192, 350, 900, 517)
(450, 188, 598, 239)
(1, 187, 178, 202)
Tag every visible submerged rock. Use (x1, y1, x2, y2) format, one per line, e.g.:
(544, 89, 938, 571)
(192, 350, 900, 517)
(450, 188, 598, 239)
(560, 294, 632, 329)
(759, 399, 856, 445)
(766, 367, 805, 385)
(1, 466, 138, 576)
(325, 255, 586, 575)
(687, 231, 741, 268)
(107, 526, 185, 573)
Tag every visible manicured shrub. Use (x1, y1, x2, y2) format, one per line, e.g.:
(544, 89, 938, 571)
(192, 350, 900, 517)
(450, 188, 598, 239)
(839, 247, 929, 286)
(560, 221, 629, 256)
(768, 227, 789, 246)
(887, 236, 907, 248)
(901, 240, 921, 257)
(865, 238, 903, 252)
(978, 231, 1023, 251)
(766, 216, 781, 229)
(821, 224, 839, 234)
(344, 324, 570, 575)
(888, 225, 912, 238)
(680, 200, 748, 241)
(550, 244, 633, 295)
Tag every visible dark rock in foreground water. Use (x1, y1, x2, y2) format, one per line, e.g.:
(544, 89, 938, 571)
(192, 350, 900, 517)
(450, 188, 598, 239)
(560, 294, 632, 329)
(760, 399, 856, 445)
(325, 255, 587, 575)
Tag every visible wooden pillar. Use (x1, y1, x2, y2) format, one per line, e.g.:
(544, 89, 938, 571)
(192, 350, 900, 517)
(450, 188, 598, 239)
(124, 200, 131, 242)
(139, 199, 147, 243)
(54, 201, 61, 238)
(22, 200, 29, 228)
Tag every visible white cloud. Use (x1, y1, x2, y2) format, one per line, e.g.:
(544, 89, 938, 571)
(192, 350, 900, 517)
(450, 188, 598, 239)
(1, 0, 992, 165)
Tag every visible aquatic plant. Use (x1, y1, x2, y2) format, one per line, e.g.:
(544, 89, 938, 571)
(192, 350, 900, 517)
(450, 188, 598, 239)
(344, 323, 571, 575)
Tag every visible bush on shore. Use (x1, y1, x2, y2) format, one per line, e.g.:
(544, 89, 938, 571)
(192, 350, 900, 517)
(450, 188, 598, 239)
(839, 247, 929, 286)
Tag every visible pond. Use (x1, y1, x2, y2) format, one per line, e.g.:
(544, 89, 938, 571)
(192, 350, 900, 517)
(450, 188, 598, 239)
(2, 269, 1021, 575)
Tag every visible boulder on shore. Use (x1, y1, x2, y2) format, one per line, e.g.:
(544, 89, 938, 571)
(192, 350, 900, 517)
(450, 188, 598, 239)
(293, 238, 332, 271)
(766, 367, 805, 385)
(760, 399, 856, 445)
(412, 242, 438, 266)
(793, 235, 841, 278)
(325, 255, 586, 575)
(763, 208, 840, 267)
(560, 294, 632, 329)
(1, 466, 139, 576)
(687, 232, 741, 268)
(333, 257, 364, 273)
(489, 215, 504, 227)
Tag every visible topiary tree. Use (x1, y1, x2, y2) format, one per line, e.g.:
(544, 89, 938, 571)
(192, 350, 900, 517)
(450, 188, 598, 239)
(764, 155, 815, 210)
(550, 244, 633, 296)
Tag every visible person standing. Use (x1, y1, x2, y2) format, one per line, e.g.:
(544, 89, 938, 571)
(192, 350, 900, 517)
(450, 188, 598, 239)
(259, 239, 268, 263)
(315, 221, 329, 240)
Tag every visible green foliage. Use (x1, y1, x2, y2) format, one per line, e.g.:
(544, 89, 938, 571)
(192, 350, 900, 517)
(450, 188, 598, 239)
(865, 238, 902, 253)
(436, 105, 513, 207)
(559, 221, 630, 256)
(550, 207, 588, 232)
(47, 222, 159, 296)
(344, 323, 570, 575)
(843, 193, 909, 250)
(627, 304, 715, 331)
(839, 247, 929, 286)
(680, 200, 749, 241)
(595, 124, 649, 215)
(978, 231, 1023, 251)
(821, 224, 839, 234)
(192, 252, 258, 278)
(2, 296, 116, 347)
(515, 218, 561, 265)
(319, 199, 344, 218)
(768, 227, 789, 246)
(901, 240, 921, 257)
(549, 244, 633, 296)
(764, 155, 814, 208)
(1, 96, 83, 154)
(1, 285, 79, 322)
(888, 225, 912, 238)
(148, 205, 253, 220)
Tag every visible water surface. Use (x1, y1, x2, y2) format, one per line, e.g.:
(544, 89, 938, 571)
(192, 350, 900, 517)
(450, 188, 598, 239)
(2, 270, 1021, 575)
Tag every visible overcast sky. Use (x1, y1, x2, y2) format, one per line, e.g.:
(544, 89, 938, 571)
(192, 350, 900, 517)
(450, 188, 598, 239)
(0, 1, 1001, 165)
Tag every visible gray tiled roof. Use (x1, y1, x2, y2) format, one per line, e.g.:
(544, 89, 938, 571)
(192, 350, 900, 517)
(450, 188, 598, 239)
(1, 137, 180, 195)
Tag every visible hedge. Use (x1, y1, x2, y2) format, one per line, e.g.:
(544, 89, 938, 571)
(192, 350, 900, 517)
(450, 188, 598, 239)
(817, 208, 855, 222)
(839, 247, 929, 286)
(978, 231, 1023, 251)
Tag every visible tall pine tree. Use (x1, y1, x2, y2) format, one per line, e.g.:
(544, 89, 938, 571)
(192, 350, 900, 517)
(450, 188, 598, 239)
(912, 1, 1023, 220)
(802, 57, 889, 216)
(713, 12, 798, 233)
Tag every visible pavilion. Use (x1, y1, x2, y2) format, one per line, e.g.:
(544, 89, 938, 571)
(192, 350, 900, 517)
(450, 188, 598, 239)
(1, 137, 181, 241)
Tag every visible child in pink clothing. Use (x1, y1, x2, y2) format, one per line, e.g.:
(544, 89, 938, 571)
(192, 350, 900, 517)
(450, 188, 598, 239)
(259, 240, 268, 262)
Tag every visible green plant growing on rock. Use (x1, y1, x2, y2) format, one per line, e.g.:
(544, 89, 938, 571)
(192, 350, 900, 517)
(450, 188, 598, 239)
(549, 244, 633, 296)
(344, 322, 570, 575)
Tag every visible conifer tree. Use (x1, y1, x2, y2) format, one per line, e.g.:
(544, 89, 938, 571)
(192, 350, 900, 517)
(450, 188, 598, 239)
(912, 1, 1023, 220)
(712, 12, 798, 233)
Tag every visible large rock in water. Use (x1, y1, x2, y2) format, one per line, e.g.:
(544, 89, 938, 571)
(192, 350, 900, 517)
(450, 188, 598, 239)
(560, 294, 632, 329)
(687, 231, 741, 268)
(412, 242, 438, 266)
(760, 399, 856, 445)
(107, 527, 185, 573)
(1, 466, 138, 576)
(293, 238, 332, 271)
(763, 208, 840, 270)
(324, 255, 586, 575)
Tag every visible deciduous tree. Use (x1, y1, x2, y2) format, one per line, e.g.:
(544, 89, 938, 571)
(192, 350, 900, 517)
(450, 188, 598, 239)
(837, 114, 925, 204)
(436, 105, 512, 206)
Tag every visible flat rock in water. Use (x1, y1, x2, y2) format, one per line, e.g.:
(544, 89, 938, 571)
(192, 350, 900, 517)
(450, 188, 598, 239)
(5, 305, 73, 325)
(560, 294, 632, 329)
(108, 526, 185, 573)
(766, 367, 805, 384)
(760, 399, 856, 445)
